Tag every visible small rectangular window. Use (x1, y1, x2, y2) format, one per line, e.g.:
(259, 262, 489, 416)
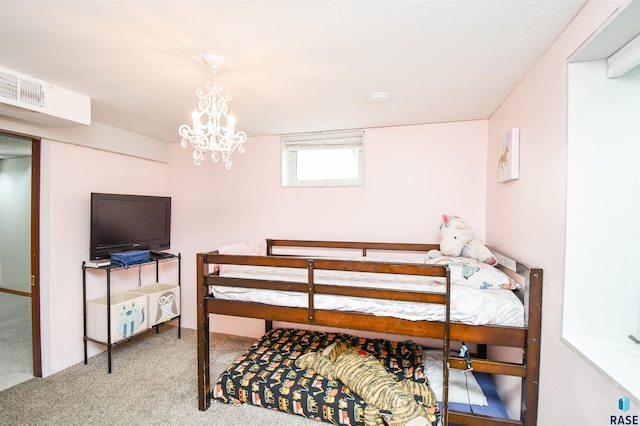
(281, 131, 365, 187)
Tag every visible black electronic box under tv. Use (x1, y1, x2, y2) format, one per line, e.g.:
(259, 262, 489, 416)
(89, 192, 171, 260)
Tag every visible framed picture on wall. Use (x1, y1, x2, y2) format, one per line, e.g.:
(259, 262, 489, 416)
(498, 128, 520, 182)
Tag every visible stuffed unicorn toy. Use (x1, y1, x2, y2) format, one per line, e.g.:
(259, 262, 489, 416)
(427, 214, 497, 265)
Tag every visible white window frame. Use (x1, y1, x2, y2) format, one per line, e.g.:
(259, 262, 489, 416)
(281, 130, 365, 187)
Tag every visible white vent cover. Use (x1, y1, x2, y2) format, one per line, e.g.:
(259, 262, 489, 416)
(0, 69, 45, 108)
(0, 65, 90, 127)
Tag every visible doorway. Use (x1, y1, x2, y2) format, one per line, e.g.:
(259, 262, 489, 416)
(0, 132, 42, 390)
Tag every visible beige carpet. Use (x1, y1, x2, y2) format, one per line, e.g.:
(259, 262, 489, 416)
(0, 327, 317, 425)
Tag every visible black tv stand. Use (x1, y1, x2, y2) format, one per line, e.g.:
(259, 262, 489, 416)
(82, 253, 181, 373)
(150, 250, 172, 260)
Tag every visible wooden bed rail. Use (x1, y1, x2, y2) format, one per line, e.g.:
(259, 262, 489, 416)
(267, 239, 440, 256)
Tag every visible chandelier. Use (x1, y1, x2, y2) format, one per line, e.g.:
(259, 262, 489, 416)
(179, 54, 247, 168)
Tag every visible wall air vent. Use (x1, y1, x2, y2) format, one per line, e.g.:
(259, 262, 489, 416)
(0, 65, 90, 127)
(0, 69, 45, 107)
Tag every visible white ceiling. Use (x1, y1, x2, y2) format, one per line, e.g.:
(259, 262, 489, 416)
(0, 0, 589, 147)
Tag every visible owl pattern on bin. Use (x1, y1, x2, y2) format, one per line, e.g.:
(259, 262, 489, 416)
(155, 291, 178, 324)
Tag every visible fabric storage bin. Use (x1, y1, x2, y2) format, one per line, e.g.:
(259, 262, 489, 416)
(87, 292, 148, 343)
(132, 283, 180, 326)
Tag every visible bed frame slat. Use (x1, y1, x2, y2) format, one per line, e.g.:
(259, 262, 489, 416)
(450, 357, 526, 377)
(449, 410, 523, 426)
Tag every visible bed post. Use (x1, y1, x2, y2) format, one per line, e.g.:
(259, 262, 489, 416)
(197, 253, 211, 411)
(523, 267, 543, 425)
(265, 240, 274, 333)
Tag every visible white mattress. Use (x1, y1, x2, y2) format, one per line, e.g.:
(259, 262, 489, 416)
(210, 261, 524, 327)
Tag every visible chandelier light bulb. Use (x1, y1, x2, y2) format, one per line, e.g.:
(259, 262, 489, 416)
(227, 113, 236, 134)
(179, 54, 246, 168)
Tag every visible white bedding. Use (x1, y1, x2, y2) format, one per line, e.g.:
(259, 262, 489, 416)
(210, 260, 524, 326)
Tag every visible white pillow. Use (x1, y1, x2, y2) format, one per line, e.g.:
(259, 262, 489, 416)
(428, 256, 520, 290)
(423, 350, 488, 406)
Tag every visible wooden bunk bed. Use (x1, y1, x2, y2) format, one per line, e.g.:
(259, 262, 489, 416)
(196, 239, 542, 426)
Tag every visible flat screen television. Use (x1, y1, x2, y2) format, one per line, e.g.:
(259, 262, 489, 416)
(90, 192, 171, 260)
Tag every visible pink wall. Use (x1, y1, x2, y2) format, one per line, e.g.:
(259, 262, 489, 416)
(167, 120, 489, 336)
(486, 0, 625, 423)
(44, 140, 169, 373)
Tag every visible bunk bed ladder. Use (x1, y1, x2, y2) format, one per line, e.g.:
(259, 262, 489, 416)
(441, 267, 451, 426)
